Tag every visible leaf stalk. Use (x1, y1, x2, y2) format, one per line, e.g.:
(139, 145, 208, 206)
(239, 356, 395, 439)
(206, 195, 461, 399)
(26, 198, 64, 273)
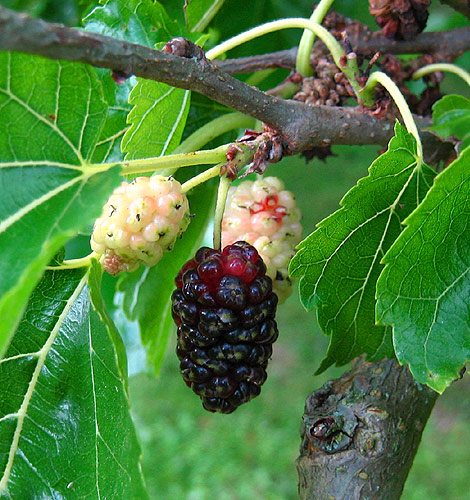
(360, 71, 423, 159)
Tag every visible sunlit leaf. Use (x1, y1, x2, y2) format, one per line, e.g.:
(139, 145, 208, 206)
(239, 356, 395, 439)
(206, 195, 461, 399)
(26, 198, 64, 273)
(0, 268, 148, 498)
(0, 53, 121, 357)
(122, 79, 191, 160)
(289, 124, 436, 372)
(377, 147, 470, 393)
(84, 0, 180, 163)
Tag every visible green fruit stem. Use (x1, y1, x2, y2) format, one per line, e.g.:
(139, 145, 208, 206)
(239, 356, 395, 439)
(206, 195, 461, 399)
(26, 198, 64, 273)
(413, 63, 470, 89)
(213, 174, 232, 251)
(296, 0, 337, 77)
(181, 163, 223, 194)
(205, 17, 363, 98)
(45, 252, 98, 270)
(102, 145, 229, 176)
(360, 71, 423, 160)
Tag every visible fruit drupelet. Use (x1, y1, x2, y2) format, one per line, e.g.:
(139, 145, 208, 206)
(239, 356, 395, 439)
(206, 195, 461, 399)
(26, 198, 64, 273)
(172, 241, 279, 414)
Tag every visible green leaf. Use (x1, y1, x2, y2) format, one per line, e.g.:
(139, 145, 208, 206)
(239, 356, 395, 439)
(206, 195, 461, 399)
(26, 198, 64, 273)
(0, 53, 121, 358)
(0, 269, 148, 498)
(84, 0, 179, 47)
(289, 124, 436, 372)
(184, 0, 226, 32)
(432, 94, 470, 148)
(88, 260, 128, 385)
(0, 0, 48, 16)
(376, 147, 470, 393)
(117, 179, 216, 374)
(84, 0, 180, 163)
(122, 79, 191, 160)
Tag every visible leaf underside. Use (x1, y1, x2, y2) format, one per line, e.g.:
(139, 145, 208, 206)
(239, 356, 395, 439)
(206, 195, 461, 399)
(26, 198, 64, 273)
(377, 147, 470, 393)
(289, 124, 436, 372)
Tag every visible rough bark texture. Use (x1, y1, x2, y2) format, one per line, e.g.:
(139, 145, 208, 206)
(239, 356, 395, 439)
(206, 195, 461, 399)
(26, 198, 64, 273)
(0, 6, 454, 162)
(297, 358, 438, 500)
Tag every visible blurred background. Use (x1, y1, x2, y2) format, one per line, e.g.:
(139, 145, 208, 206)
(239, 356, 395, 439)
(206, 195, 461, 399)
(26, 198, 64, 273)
(3, 0, 468, 498)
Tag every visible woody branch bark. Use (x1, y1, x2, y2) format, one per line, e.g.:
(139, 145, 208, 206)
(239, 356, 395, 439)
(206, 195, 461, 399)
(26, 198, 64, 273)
(0, 6, 452, 162)
(298, 357, 439, 500)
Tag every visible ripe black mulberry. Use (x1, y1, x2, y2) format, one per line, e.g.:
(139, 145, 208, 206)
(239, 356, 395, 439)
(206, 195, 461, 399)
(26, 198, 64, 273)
(172, 241, 278, 413)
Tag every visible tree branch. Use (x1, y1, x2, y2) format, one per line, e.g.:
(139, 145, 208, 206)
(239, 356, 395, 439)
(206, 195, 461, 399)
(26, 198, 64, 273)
(217, 26, 470, 74)
(0, 7, 452, 161)
(297, 357, 439, 500)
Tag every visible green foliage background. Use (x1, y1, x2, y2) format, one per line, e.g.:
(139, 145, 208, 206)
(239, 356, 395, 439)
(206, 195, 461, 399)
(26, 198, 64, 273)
(0, 0, 469, 498)
(130, 146, 470, 500)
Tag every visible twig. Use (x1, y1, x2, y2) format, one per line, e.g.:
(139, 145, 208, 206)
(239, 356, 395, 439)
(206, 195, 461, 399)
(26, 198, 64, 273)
(0, 6, 452, 161)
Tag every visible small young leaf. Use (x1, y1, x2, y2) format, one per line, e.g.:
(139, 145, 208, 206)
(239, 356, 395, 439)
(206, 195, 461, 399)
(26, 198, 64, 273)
(184, 0, 226, 32)
(377, 147, 470, 393)
(122, 79, 191, 160)
(0, 269, 148, 497)
(431, 94, 470, 144)
(0, 53, 121, 358)
(117, 180, 216, 374)
(289, 124, 436, 372)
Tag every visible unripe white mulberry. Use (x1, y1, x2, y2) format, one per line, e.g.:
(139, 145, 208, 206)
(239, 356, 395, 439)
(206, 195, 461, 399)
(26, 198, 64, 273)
(222, 177, 302, 302)
(91, 176, 190, 275)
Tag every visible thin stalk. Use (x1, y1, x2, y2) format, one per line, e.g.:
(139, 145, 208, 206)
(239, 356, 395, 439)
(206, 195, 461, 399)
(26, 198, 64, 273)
(413, 63, 470, 89)
(360, 71, 423, 159)
(206, 18, 342, 63)
(205, 17, 362, 97)
(296, 0, 337, 76)
(95, 145, 229, 176)
(45, 252, 97, 270)
(181, 164, 223, 193)
(173, 113, 255, 155)
(213, 175, 232, 250)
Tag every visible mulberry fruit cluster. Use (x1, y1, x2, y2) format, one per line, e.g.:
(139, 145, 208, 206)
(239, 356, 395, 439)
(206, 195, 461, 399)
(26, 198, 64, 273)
(172, 242, 278, 414)
(222, 177, 302, 303)
(91, 176, 190, 275)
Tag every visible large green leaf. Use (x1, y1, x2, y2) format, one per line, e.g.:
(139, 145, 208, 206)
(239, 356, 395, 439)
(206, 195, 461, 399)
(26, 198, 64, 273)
(289, 124, 436, 372)
(184, 0, 225, 31)
(122, 79, 191, 160)
(117, 179, 216, 374)
(0, 53, 121, 358)
(431, 94, 470, 149)
(377, 147, 470, 393)
(0, 268, 148, 498)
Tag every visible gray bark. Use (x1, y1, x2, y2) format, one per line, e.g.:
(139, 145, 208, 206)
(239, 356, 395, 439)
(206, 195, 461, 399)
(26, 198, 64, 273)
(0, 6, 455, 161)
(297, 358, 438, 500)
